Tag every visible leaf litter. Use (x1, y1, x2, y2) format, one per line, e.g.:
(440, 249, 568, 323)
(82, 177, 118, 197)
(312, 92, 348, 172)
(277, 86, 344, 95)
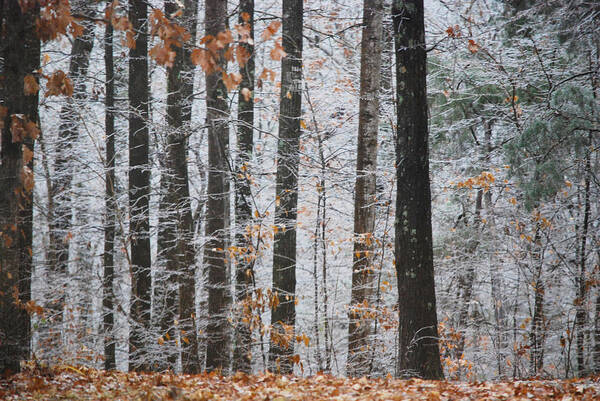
(1, 366, 599, 400)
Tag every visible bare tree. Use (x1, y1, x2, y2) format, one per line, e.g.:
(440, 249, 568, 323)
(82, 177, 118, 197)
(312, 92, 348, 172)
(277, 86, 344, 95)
(347, 0, 384, 378)
(233, 0, 255, 374)
(0, 0, 40, 375)
(128, 0, 152, 372)
(392, 0, 444, 379)
(269, 0, 304, 374)
(204, 0, 232, 373)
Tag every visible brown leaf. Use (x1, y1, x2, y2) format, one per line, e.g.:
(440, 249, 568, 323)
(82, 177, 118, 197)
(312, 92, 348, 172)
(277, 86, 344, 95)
(270, 40, 286, 61)
(45, 70, 73, 97)
(468, 39, 479, 54)
(21, 165, 34, 193)
(222, 72, 242, 92)
(261, 20, 281, 41)
(24, 75, 40, 95)
(25, 120, 40, 140)
(23, 146, 34, 164)
(150, 44, 175, 67)
(10, 115, 26, 143)
(191, 48, 218, 74)
(236, 45, 251, 67)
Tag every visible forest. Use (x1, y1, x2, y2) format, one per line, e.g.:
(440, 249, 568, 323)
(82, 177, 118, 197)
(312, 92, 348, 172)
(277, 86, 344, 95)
(0, 0, 599, 393)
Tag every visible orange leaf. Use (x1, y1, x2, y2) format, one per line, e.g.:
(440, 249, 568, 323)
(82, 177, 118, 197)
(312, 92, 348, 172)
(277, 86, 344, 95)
(24, 75, 40, 95)
(270, 40, 286, 61)
(149, 44, 175, 67)
(468, 39, 479, 54)
(222, 72, 242, 91)
(236, 45, 251, 67)
(45, 70, 73, 97)
(10, 115, 26, 143)
(21, 166, 34, 193)
(261, 20, 281, 41)
(191, 48, 218, 74)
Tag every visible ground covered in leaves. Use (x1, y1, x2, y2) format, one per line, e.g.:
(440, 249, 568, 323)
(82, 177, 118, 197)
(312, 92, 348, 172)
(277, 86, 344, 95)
(2, 366, 600, 400)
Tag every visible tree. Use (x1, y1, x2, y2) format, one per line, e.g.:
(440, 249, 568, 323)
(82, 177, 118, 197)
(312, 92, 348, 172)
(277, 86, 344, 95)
(269, 0, 303, 374)
(233, 0, 256, 374)
(128, 0, 152, 372)
(392, 0, 444, 379)
(103, 0, 117, 371)
(46, 0, 95, 350)
(204, 0, 232, 373)
(0, 0, 40, 375)
(347, 0, 384, 378)
(156, 0, 199, 373)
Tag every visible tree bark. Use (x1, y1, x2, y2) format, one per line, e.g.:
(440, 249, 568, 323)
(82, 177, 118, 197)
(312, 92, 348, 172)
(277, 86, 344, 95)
(128, 0, 152, 372)
(204, 0, 232, 373)
(47, 0, 95, 339)
(269, 0, 303, 374)
(392, 0, 444, 379)
(103, 5, 116, 371)
(156, 0, 200, 373)
(575, 130, 592, 377)
(347, 0, 384, 378)
(0, 0, 39, 375)
(233, 0, 255, 374)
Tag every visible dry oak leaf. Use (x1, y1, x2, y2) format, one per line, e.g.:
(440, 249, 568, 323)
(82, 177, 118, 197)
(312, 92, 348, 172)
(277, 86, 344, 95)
(21, 165, 34, 193)
(36, 0, 75, 42)
(223, 72, 242, 91)
(468, 39, 479, 54)
(150, 44, 176, 68)
(24, 75, 40, 95)
(10, 115, 26, 143)
(261, 20, 282, 41)
(191, 48, 218, 74)
(270, 40, 287, 61)
(45, 70, 74, 97)
(236, 45, 252, 67)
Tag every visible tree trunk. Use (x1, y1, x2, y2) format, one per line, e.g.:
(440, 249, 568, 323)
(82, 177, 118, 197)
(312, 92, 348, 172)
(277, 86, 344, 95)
(103, 7, 117, 371)
(47, 0, 95, 344)
(392, 0, 444, 380)
(128, 0, 152, 372)
(529, 229, 545, 375)
(347, 0, 384, 378)
(178, 0, 200, 375)
(0, 0, 39, 375)
(204, 0, 232, 373)
(155, 0, 200, 373)
(233, 0, 255, 374)
(575, 130, 592, 377)
(269, 0, 303, 374)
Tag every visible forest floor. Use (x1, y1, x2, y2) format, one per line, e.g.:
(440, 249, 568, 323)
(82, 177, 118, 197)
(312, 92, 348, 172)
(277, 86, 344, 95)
(1, 365, 600, 400)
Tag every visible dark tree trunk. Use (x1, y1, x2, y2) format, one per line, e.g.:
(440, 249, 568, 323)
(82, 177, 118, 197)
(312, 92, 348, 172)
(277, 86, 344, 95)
(156, 0, 200, 373)
(269, 0, 303, 374)
(347, 0, 384, 378)
(177, 0, 200, 373)
(233, 0, 255, 374)
(204, 0, 232, 373)
(575, 130, 592, 377)
(128, 0, 152, 372)
(392, 0, 444, 379)
(47, 0, 95, 336)
(103, 7, 117, 371)
(0, 0, 39, 375)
